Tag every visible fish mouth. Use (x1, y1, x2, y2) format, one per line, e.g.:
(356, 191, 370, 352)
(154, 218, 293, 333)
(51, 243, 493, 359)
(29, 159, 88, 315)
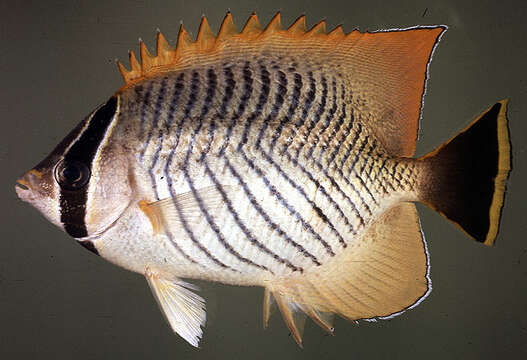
(15, 169, 43, 200)
(15, 180, 30, 191)
(15, 178, 32, 201)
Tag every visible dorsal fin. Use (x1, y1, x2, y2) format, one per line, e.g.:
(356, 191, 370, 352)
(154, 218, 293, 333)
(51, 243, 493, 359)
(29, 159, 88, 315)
(242, 12, 262, 34)
(217, 11, 237, 39)
(197, 16, 215, 46)
(288, 15, 306, 34)
(116, 13, 446, 156)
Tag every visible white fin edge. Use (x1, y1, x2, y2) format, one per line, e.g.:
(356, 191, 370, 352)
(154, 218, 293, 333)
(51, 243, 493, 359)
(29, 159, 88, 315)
(146, 272, 206, 347)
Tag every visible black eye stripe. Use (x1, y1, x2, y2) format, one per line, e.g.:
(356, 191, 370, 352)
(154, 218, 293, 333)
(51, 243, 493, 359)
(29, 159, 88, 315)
(64, 96, 119, 164)
(59, 96, 118, 238)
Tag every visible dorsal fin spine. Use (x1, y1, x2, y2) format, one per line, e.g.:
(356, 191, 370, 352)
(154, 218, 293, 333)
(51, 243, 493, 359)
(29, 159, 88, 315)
(197, 16, 215, 46)
(217, 11, 237, 40)
(288, 15, 307, 33)
(139, 41, 154, 72)
(117, 60, 129, 82)
(242, 13, 262, 34)
(156, 31, 174, 63)
(176, 23, 192, 52)
(306, 20, 327, 36)
(328, 25, 345, 38)
(262, 12, 281, 35)
(129, 50, 140, 73)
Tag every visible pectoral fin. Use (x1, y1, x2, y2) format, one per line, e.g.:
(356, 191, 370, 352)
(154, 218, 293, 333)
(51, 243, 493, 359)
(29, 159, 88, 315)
(139, 185, 232, 235)
(146, 272, 206, 347)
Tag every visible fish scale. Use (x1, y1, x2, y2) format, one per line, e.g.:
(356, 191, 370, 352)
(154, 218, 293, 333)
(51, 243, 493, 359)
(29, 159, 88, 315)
(16, 12, 510, 347)
(115, 58, 393, 279)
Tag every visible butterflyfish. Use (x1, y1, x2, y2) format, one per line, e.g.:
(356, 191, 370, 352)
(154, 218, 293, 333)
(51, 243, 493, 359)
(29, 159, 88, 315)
(15, 12, 511, 347)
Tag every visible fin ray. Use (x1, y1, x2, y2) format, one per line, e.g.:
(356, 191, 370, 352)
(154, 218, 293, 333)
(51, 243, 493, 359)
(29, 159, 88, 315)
(146, 273, 206, 347)
(418, 100, 511, 245)
(267, 203, 430, 329)
(139, 186, 231, 235)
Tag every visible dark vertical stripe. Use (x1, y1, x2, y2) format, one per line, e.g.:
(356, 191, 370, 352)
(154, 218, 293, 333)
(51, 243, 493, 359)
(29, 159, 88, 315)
(294, 75, 328, 159)
(182, 68, 266, 272)
(360, 144, 375, 175)
(223, 156, 321, 266)
(339, 123, 362, 170)
(259, 150, 348, 246)
(280, 71, 316, 154)
(319, 83, 347, 164)
(311, 153, 371, 217)
(185, 176, 271, 272)
(307, 78, 338, 159)
(282, 149, 358, 234)
(237, 63, 270, 151)
(138, 82, 153, 140)
(240, 149, 336, 256)
(164, 73, 185, 133)
(203, 160, 302, 273)
(149, 139, 163, 200)
(269, 72, 302, 152)
(60, 97, 118, 238)
(184, 71, 200, 118)
(326, 102, 354, 168)
(218, 66, 236, 120)
(140, 77, 168, 159)
(219, 62, 253, 156)
(347, 136, 369, 177)
(246, 70, 350, 247)
(241, 66, 344, 254)
(254, 69, 287, 150)
(164, 71, 231, 270)
(371, 157, 390, 194)
(146, 74, 186, 200)
(200, 66, 236, 162)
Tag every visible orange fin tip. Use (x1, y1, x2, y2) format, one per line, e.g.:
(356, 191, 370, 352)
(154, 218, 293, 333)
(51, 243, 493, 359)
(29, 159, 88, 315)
(263, 12, 281, 35)
(288, 15, 307, 33)
(115, 11, 445, 95)
(242, 13, 262, 34)
(306, 20, 327, 36)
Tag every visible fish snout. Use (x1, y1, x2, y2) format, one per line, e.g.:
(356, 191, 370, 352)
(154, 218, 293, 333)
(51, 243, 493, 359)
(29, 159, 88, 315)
(15, 169, 42, 201)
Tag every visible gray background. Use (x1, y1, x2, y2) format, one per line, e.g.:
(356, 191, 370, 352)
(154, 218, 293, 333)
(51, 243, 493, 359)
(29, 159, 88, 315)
(2, 0, 526, 358)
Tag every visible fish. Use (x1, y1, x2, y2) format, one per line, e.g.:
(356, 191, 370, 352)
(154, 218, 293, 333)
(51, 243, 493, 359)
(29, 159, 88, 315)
(15, 12, 511, 348)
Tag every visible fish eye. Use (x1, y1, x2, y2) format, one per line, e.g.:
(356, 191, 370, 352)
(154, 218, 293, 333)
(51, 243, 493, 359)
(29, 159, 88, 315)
(54, 160, 90, 190)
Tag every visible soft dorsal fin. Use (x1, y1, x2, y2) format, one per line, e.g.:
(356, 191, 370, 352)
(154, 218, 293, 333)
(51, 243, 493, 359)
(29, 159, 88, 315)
(347, 27, 446, 156)
(117, 12, 445, 156)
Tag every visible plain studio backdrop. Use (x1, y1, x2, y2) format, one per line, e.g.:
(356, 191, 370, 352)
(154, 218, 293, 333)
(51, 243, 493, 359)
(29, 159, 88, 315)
(1, 0, 526, 359)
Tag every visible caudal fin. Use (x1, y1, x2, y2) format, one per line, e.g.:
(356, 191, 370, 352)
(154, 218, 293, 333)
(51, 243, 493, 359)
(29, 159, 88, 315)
(418, 100, 511, 245)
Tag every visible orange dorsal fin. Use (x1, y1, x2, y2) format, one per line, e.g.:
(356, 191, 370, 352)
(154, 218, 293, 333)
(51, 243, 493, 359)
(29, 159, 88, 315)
(116, 13, 445, 156)
(344, 27, 446, 156)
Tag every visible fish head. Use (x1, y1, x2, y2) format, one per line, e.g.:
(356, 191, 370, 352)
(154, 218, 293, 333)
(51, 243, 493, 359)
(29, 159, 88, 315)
(15, 96, 133, 250)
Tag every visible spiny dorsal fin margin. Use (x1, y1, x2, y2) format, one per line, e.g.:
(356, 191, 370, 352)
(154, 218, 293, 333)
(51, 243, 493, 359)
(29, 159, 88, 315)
(117, 11, 341, 85)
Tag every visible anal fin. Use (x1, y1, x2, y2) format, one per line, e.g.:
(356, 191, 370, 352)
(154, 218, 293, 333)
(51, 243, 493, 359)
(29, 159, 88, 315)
(273, 293, 307, 347)
(266, 203, 430, 343)
(146, 271, 206, 347)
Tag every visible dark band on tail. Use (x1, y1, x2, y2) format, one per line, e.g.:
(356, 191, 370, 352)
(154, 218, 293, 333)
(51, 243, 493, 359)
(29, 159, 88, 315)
(418, 100, 511, 245)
